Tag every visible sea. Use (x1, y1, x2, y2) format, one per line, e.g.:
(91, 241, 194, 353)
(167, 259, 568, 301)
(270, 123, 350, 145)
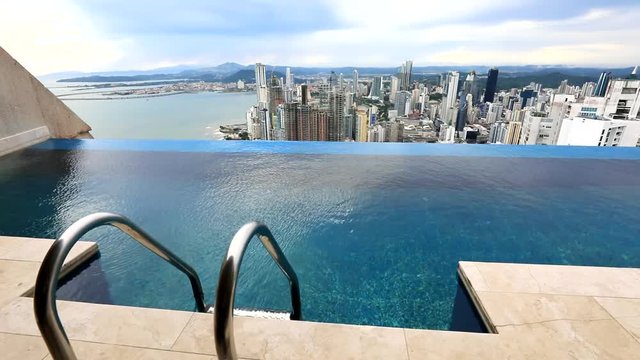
(45, 81, 256, 140)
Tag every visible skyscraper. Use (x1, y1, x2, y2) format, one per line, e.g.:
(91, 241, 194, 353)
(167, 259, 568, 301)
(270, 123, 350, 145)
(395, 91, 411, 117)
(352, 69, 359, 96)
(594, 71, 612, 97)
(370, 76, 382, 99)
(444, 71, 460, 123)
(483, 68, 499, 103)
(390, 76, 399, 103)
(328, 91, 345, 141)
(399, 60, 413, 91)
(285, 67, 293, 89)
(255, 63, 268, 106)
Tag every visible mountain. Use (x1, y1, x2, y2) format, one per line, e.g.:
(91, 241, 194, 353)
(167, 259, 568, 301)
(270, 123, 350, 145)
(222, 69, 287, 83)
(52, 62, 636, 84)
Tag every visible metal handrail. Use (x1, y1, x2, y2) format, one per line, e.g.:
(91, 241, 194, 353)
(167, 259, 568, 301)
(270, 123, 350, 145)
(33, 212, 208, 360)
(213, 222, 302, 360)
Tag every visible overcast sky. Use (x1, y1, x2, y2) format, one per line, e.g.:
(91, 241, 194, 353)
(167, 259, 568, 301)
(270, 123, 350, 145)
(1, 0, 639, 75)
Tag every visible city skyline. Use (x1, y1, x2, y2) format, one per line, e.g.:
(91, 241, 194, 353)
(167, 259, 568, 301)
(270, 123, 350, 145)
(2, 0, 640, 75)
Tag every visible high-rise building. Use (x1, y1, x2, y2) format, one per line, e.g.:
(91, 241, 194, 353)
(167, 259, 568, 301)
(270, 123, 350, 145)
(483, 68, 499, 103)
(463, 71, 480, 105)
(356, 106, 369, 142)
(444, 72, 460, 123)
(328, 91, 345, 141)
(557, 116, 640, 146)
(352, 69, 359, 96)
(285, 67, 293, 89)
(580, 82, 597, 98)
(603, 79, 640, 119)
(395, 91, 411, 116)
(504, 122, 522, 144)
(390, 76, 399, 103)
(486, 103, 503, 124)
(594, 72, 612, 97)
(489, 122, 508, 143)
(520, 87, 537, 108)
(557, 80, 569, 94)
(255, 63, 268, 107)
(399, 60, 413, 91)
(370, 76, 382, 99)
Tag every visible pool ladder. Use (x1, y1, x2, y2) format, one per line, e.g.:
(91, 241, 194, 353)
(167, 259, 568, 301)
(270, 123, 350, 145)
(33, 212, 302, 360)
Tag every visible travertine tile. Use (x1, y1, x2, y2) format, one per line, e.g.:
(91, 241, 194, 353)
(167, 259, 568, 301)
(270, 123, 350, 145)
(471, 262, 542, 293)
(0, 260, 41, 307)
(0, 332, 48, 360)
(595, 297, 640, 342)
(477, 292, 611, 327)
(458, 262, 488, 292)
(405, 329, 501, 359)
(42, 341, 218, 360)
(173, 312, 408, 360)
(0, 236, 96, 265)
(527, 264, 640, 298)
(172, 312, 216, 355)
(0, 297, 193, 349)
(595, 297, 640, 318)
(498, 318, 640, 359)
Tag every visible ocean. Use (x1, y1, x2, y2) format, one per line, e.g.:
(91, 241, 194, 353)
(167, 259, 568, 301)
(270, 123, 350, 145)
(46, 81, 256, 140)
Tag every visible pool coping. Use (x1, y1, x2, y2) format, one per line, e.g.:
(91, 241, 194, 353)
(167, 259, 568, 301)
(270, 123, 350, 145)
(2, 236, 640, 359)
(28, 138, 640, 160)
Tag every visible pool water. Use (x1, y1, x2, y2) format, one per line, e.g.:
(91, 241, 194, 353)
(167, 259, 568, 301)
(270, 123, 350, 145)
(1, 139, 639, 330)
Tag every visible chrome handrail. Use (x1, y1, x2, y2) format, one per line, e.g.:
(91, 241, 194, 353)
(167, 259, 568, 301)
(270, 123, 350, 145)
(33, 212, 208, 360)
(214, 222, 301, 360)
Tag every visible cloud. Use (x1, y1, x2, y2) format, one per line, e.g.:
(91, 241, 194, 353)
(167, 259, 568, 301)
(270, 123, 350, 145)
(1, 0, 638, 74)
(0, 0, 129, 75)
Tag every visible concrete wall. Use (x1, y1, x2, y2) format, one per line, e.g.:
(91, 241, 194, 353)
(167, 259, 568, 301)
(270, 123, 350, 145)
(0, 46, 92, 155)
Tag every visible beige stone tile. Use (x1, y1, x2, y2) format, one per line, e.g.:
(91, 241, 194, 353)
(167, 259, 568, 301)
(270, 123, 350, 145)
(595, 297, 640, 342)
(405, 329, 501, 359)
(471, 262, 542, 293)
(498, 318, 640, 359)
(41, 340, 217, 360)
(172, 312, 216, 355)
(173, 312, 408, 360)
(0, 236, 96, 265)
(0, 332, 48, 360)
(0, 297, 193, 349)
(527, 264, 640, 298)
(0, 260, 41, 307)
(595, 297, 640, 318)
(477, 292, 611, 327)
(458, 261, 488, 292)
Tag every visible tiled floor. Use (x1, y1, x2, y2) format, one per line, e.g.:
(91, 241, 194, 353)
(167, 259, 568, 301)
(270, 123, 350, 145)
(2, 236, 640, 359)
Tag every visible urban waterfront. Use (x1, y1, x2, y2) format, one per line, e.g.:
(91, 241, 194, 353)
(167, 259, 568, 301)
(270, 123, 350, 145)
(48, 83, 255, 140)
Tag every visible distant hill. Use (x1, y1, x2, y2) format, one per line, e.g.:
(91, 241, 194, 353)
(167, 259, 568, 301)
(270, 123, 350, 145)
(54, 62, 633, 88)
(222, 69, 287, 83)
(495, 72, 597, 90)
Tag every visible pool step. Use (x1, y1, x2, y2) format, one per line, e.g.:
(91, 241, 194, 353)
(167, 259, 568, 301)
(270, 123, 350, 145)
(207, 307, 292, 320)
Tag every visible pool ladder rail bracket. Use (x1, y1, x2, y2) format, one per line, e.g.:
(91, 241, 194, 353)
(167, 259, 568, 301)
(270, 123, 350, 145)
(32, 212, 302, 360)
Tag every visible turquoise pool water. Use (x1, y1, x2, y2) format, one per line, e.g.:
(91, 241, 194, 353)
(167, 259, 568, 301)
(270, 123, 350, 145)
(1, 139, 639, 330)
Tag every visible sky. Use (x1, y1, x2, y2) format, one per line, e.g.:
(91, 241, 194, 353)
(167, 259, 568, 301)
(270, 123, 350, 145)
(1, 0, 639, 75)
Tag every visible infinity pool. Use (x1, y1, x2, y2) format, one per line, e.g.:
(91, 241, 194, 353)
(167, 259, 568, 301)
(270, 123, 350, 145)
(1, 139, 639, 330)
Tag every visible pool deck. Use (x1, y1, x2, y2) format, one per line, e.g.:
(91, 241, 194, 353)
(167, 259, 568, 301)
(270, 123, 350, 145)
(1, 236, 640, 359)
